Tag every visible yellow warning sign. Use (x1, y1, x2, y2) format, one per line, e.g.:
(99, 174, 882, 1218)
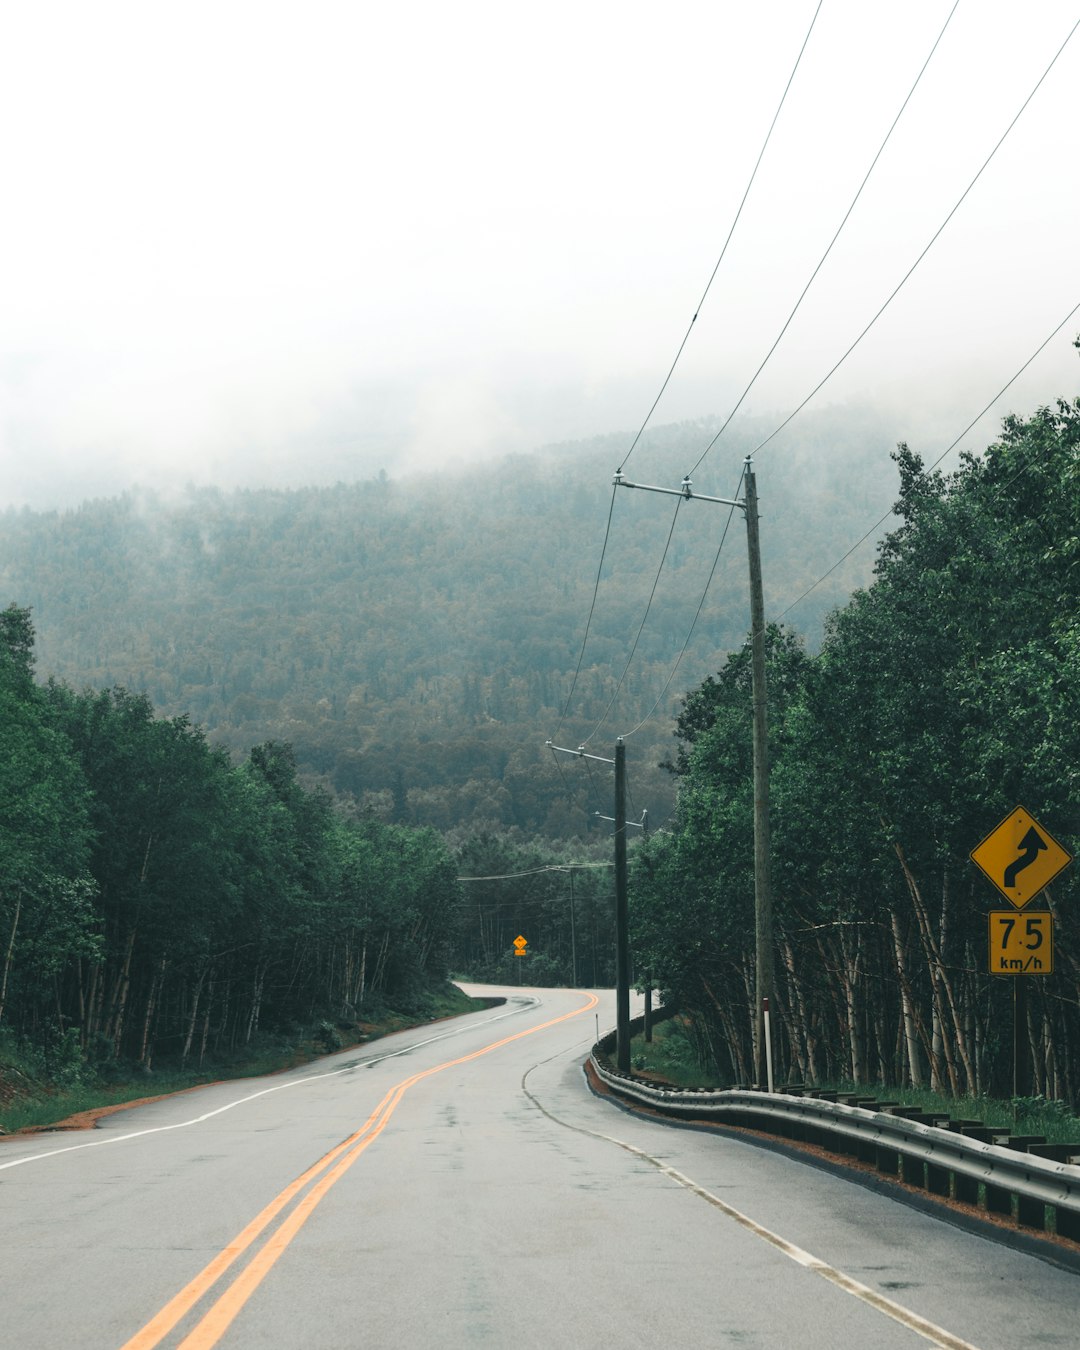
(988, 910, 1053, 975)
(513, 935, 528, 956)
(970, 807, 1072, 909)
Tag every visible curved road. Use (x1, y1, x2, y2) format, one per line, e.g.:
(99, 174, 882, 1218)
(1, 985, 1077, 1348)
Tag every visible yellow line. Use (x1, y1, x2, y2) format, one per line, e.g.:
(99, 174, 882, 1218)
(123, 993, 598, 1350)
(117, 1083, 402, 1350)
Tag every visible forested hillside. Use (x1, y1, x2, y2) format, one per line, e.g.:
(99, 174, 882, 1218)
(632, 392, 1080, 1100)
(0, 607, 463, 1078)
(1, 409, 895, 840)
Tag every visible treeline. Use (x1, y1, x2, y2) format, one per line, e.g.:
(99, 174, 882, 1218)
(454, 833, 616, 988)
(0, 409, 894, 839)
(0, 608, 463, 1074)
(633, 391, 1080, 1102)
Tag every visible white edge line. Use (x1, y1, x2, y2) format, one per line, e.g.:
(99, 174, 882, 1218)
(520, 1056, 982, 1350)
(0, 997, 540, 1172)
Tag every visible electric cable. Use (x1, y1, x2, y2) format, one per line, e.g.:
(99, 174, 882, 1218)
(552, 483, 619, 741)
(617, 0, 824, 477)
(582, 754, 608, 818)
(591, 2, 970, 743)
(548, 740, 577, 801)
(685, 0, 960, 481)
(774, 298, 1080, 622)
(581, 497, 684, 746)
(745, 14, 1080, 466)
(552, 2, 824, 745)
(458, 863, 612, 883)
(620, 492, 741, 740)
(552, 11, 1076, 781)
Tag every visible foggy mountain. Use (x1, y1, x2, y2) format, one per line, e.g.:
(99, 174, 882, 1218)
(2, 409, 904, 839)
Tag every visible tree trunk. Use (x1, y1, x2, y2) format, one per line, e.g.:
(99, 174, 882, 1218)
(110, 929, 137, 1057)
(837, 926, 865, 1084)
(893, 844, 968, 1094)
(245, 962, 267, 1044)
(0, 894, 21, 1029)
(890, 909, 924, 1087)
(182, 966, 208, 1065)
(139, 956, 167, 1068)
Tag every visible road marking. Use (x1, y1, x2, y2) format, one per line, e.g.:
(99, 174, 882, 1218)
(0, 998, 538, 1174)
(120, 993, 599, 1350)
(522, 1062, 982, 1350)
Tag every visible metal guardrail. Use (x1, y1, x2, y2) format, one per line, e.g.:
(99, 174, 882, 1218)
(589, 1023, 1080, 1243)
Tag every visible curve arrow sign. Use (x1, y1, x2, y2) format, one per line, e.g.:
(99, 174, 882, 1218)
(1003, 826, 1047, 890)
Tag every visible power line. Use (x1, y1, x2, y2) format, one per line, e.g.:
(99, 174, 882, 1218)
(774, 300, 1080, 622)
(552, 4, 824, 744)
(552, 483, 619, 741)
(581, 497, 684, 747)
(617, 1, 824, 478)
(749, 14, 1080, 464)
(553, 11, 1077, 766)
(685, 0, 960, 481)
(620, 486, 741, 740)
(458, 863, 613, 883)
(576, 3, 971, 743)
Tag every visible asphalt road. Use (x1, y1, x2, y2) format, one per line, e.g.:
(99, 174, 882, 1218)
(2, 984, 1079, 1349)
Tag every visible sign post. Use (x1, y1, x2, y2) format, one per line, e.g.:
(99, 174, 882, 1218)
(971, 806, 1071, 1101)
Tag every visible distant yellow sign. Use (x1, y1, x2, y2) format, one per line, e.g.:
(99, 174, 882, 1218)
(513, 935, 528, 956)
(988, 910, 1053, 975)
(970, 807, 1072, 909)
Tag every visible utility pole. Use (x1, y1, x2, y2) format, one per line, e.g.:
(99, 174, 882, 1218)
(744, 462, 774, 1089)
(546, 740, 632, 1072)
(613, 457, 774, 1089)
(614, 737, 630, 1072)
(568, 866, 578, 987)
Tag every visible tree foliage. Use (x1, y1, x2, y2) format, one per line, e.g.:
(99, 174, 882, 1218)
(0, 412, 897, 839)
(0, 611, 464, 1073)
(634, 392, 1080, 1100)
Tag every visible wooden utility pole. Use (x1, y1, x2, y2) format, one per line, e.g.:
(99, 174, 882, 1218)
(614, 737, 631, 1072)
(744, 461, 774, 1089)
(545, 738, 631, 1069)
(568, 866, 578, 988)
(612, 458, 774, 1089)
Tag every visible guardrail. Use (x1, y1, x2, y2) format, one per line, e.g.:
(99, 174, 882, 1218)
(590, 1017, 1080, 1244)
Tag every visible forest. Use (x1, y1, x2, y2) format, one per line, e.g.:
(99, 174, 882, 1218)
(631, 391, 1080, 1100)
(0, 606, 464, 1079)
(0, 408, 896, 842)
(4, 380, 1080, 1106)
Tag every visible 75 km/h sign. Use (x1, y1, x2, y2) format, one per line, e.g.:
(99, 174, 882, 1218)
(988, 910, 1054, 975)
(969, 806, 1072, 909)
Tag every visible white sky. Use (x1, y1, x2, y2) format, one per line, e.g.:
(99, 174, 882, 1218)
(1, 1, 1078, 509)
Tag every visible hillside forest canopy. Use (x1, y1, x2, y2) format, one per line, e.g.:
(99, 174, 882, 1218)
(1, 409, 900, 842)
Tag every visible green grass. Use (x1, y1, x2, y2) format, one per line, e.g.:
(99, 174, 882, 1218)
(629, 1018, 720, 1089)
(0, 983, 489, 1135)
(823, 1082, 1080, 1145)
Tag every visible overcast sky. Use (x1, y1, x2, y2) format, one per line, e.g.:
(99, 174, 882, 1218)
(1, 1, 1077, 510)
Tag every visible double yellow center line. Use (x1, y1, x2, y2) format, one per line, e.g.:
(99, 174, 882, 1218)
(121, 993, 598, 1350)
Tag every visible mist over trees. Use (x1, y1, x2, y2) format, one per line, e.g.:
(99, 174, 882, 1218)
(6, 383, 1080, 1104)
(0, 410, 896, 842)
